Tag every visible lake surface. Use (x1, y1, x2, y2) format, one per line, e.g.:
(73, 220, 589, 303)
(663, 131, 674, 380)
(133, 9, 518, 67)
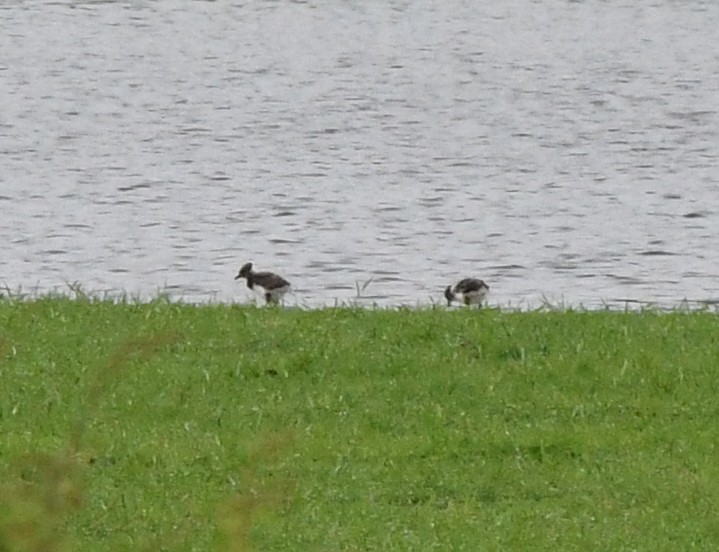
(2, 0, 718, 308)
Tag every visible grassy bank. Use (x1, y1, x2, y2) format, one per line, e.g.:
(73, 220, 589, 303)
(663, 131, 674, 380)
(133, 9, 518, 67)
(1, 297, 718, 551)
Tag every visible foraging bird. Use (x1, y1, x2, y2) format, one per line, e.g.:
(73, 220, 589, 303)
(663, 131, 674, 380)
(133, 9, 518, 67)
(444, 278, 489, 307)
(235, 262, 291, 305)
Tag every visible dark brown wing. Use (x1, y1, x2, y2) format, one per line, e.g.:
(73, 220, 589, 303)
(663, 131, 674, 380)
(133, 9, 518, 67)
(253, 271, 290, 290)
(454, 278, 488, 293)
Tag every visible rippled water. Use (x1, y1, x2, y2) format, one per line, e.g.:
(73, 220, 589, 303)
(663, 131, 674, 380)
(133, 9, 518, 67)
(1, 1, 718, 308)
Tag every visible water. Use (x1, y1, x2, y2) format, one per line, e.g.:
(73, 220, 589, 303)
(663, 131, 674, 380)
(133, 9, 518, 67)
(2, 1, 718, 308)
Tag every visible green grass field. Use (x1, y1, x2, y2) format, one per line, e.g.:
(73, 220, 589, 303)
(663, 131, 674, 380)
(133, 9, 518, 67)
(1, 297, 718, 551)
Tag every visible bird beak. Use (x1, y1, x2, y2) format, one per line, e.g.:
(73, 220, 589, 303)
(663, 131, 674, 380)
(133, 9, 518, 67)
(234, 274, 241, 280)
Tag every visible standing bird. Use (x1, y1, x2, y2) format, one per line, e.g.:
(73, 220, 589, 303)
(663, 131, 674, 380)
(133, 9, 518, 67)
(444, 278, 489, 307)
(235, 262, 291, 305)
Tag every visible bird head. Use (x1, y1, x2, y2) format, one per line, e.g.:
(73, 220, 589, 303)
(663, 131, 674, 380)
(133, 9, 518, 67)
(235, 262, 253, 280)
